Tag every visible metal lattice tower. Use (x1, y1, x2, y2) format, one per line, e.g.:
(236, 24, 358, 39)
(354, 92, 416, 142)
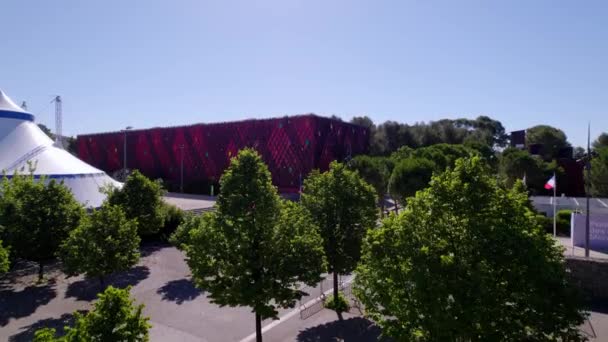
(53, 96, 62, 147)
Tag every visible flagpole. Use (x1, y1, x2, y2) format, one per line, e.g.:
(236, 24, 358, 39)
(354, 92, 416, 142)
(553, 172, 557, 237)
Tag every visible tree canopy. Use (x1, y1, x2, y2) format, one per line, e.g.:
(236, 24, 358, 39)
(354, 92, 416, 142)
(347, 155, 391, 215)
(34, 286, 150, 342)
(589, 147, 608, 197)
(0, 239, 9, 274)
(182, 149, 326, 342)
(355, 157, 586, 341)
(301, 161, 377, 310)
(593, 133, 608, 150)
(352, 116, 507, 156)
(499, 147, 559, 195)
(526, 125, 570, 161)
(59, 204, 140, 286)
(388, 157, 435, 205)
(106, 170, 165, 236)
(0, 173, 84, 280)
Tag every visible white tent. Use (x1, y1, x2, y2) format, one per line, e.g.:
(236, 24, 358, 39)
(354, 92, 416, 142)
(0, 89, 121, 207)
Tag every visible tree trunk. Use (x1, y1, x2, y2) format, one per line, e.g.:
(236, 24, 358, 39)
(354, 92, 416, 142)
(333, 272, 343, 320)
(255, 312, 262, 342)
(333, 272, 339, 302)
(38, 261, 44, 282)
(99, 275, 105, 290)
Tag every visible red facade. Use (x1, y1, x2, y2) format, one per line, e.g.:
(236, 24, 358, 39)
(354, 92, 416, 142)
(77, 115, 369, 192)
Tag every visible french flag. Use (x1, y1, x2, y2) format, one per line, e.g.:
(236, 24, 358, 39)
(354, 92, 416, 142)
(544, 175, 556, 190)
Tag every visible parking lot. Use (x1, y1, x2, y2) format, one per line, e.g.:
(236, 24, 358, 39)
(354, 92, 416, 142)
(0, 243, 366, 342)
(530, 196, 608, 217)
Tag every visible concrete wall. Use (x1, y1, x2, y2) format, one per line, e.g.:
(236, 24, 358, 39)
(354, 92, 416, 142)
(566, 256, 608, 300)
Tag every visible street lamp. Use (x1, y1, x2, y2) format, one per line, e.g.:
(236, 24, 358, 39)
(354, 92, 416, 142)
(179, 144, 185, 193)
(122, 126, 133, 172)
(577, 124, 598, 258)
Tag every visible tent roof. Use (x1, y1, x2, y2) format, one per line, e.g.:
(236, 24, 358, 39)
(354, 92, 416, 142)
(0, 89, 34, 121)
(0, 89, 120, 207)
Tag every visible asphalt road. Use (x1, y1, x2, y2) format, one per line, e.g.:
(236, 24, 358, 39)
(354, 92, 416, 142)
(530, 196, 608, 217)
(0, 243, 358, 342)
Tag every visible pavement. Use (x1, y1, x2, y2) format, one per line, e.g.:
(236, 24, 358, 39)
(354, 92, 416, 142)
(163, 192, 216, 213)
(531, 196, 608, 217)
(557, 236, 608, 260)
(0, 243, 368, 342)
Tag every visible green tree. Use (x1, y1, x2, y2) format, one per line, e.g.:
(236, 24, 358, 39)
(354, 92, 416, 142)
(59, 204, 140, 287)
(106, 170, 165, 236)
(589, 147, 608, 197)
(388, 157, 435, 207)
(169, 211, 208, 250)
(301, 161, 377, 314)
(348, 155, 391, 216)
(38, 123, 54, 138)
(34, 286, 150, 342)
(182, 149, 326, 342)
(0, 174, 84, 280)
(526, 125, 570, 161)
(499, 147, 559, 195)
(355, 157, 586, 341)
(0, 239, 9, 273)
(593, 133, 608, 150)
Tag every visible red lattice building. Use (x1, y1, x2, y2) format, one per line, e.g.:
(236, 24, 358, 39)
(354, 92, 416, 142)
(77, 114, 369, 193)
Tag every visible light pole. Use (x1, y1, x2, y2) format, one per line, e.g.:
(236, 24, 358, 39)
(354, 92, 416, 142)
(577, 124, 598, 257)
(122, 126, 133, 172)
(179, 144, 185, 193)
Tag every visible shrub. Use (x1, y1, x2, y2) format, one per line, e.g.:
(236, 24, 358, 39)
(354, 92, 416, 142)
(325, 293, 350, 313)
(157, 204, 185, 242)
(557, 209, 573, 236)
(34, 286, 150, 341)
(105, 170, 165, 236)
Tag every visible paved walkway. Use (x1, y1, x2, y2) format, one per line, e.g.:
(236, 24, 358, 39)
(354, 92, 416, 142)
(163, 192, 216, 213)
(0, 244, 357, 342)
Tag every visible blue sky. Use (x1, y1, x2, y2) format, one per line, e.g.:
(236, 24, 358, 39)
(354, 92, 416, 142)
(1, 0, 607, 147)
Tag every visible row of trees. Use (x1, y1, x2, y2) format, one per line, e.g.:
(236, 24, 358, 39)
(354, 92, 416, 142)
(170, 148, 585, 342)
(0, 169, 179, 281)
(350, 115, 509, 154)
(350, 114, 608, 197)
(2, 146, 588, 341)
(171, 149, 377, 341)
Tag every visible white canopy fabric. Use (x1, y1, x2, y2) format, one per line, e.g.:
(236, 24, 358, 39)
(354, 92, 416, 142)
(0, 89, 121, 207)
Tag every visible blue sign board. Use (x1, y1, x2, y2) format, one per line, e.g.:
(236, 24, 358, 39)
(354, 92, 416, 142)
(572, 213, 608, 250)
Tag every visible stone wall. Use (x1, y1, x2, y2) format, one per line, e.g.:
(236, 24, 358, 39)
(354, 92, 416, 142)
(566, 256, 608, 300)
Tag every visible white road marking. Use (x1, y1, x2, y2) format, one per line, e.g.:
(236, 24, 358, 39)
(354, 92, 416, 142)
(598, 199, 608, 208)
(238, 278, 355, 342)
(573, 198, 580, 206)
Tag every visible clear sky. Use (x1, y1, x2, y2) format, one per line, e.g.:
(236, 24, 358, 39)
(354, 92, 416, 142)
(1, 0, 607, 147)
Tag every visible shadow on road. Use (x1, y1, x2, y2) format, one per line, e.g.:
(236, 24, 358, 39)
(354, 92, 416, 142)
(296, 317, 386, 342)
(0, 282, 57, 327)
(587, 298, 608, 314)
(157, 278, 202, 304)
(139, 241, 170, 258)
(8, 310, 87, 342)
(65, 265, 150, 301)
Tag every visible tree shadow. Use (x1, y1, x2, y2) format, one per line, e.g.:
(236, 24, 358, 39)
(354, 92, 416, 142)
(8, 310, 87, 342)
(296, 317, 387, 342)
(65, 265, 150, 301)
(0, 282, 57, 326)
(587, 298, 608, 314)
(0, 259, 62, 290)
(140, 241, 170, 257)
(156, 278, 202, 304)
